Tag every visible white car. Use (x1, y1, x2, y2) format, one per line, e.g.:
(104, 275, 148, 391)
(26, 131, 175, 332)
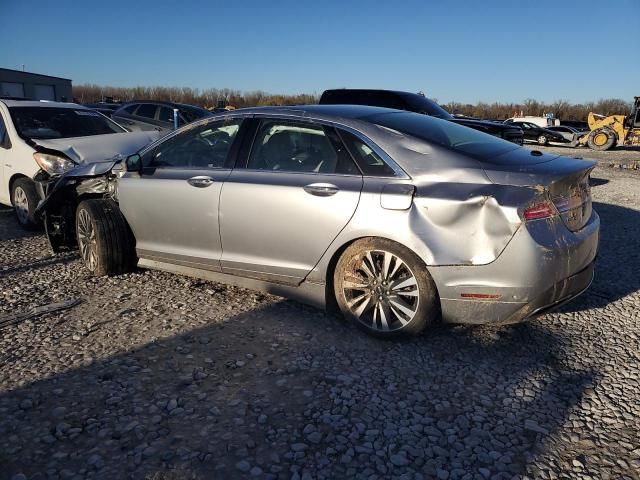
(0, 99, 161, 228)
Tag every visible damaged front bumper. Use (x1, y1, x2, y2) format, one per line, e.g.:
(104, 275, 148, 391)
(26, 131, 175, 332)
(35, 160, 121, 252)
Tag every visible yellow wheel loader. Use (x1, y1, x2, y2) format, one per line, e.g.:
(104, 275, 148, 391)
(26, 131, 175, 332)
(577, 96, 640, 151)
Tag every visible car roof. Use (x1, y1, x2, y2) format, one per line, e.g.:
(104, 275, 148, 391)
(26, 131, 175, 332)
(321, 88, 422, 98)
(216, 104, 400, 120)
(1, 99, 86, 109)
(118, 100, 206, 109)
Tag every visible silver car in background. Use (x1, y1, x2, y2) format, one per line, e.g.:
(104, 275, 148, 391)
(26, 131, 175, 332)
(38, 105, 599, 337)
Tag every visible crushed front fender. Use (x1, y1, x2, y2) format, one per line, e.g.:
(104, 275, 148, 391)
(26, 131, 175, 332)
(35, 160, 120, 252)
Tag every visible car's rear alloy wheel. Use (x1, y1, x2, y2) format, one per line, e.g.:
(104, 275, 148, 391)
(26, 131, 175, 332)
(75, 199, 137, 276)
(334, 238, 439, 337)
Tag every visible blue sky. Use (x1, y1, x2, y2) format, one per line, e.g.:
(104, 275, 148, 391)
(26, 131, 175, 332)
(1, 0, 636, 103)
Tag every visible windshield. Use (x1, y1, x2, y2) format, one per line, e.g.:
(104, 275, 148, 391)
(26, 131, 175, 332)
(401, 94, 452, 119)
(179, 104, 212, 123)
(366, 111, 520, 160)
(10, 107, 126, 140)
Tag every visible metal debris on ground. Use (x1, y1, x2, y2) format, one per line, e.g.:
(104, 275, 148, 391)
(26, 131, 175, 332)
(0, 298, 83, 329)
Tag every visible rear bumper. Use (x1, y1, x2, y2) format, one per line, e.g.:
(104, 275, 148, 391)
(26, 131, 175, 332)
(498, 260, 594, 324)
(432, 211, 599, 325)
(438, 261, 594, 325)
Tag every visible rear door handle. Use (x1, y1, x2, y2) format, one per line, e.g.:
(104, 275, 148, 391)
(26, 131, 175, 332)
(303, 183, 339, 197)
(187, 176, 214, 188)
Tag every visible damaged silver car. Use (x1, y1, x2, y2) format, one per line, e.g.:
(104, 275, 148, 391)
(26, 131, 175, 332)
(36, 105, 599, 337)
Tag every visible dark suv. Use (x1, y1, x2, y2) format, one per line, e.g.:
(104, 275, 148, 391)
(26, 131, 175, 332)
(111, 101, 212, 133)
(319, 89, 524, 145)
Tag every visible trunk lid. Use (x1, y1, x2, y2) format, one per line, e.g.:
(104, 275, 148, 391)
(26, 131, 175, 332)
(481, 152, 597, 231)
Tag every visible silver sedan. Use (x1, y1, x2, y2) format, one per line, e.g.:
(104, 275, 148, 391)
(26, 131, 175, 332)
(38, 105, 599, 337)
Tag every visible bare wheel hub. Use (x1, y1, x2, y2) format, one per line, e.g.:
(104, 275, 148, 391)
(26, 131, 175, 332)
(342, 250, 420, 332)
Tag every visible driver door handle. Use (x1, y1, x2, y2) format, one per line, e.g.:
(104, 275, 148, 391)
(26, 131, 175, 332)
(187, 176, 214, 188)
(303, 183, 339, 197)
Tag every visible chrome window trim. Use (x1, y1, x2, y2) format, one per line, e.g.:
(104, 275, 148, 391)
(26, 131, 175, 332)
(235, 168, 363, 178)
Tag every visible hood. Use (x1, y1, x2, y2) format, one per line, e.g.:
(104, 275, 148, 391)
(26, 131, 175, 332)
(32, 131, 161, 165)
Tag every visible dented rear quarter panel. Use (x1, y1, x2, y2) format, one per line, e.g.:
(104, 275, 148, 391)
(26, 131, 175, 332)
(308, 133, 539, 282)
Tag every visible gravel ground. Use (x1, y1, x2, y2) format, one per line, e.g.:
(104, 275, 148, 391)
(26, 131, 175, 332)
(1, 165, 639, 480)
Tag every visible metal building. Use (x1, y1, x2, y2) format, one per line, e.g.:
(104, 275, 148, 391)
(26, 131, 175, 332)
(0, 68, 72, 102)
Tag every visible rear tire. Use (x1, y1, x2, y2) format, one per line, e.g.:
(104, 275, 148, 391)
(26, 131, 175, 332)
(333, 238, 439, 337)
(75, 199, 136, 276)
(587, 128, 616, 151)
(11, 178, 40, 230)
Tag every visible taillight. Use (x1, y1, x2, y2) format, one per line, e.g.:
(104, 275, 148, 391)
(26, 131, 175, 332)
(523, 201, 556, 221)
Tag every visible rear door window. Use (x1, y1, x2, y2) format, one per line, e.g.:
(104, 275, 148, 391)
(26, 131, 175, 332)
(158, 106, 174, 123)
(135, 104, 157, 119)
(123, 104, 138, 114)
(372, 92, 405, 110)
(247, 119, 359, 174)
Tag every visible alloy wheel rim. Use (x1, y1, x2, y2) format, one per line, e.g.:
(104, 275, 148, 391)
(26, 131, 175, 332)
(342, 249, 420, 332)
(13, 186, 29, 224)
(77, 209, 98, 271)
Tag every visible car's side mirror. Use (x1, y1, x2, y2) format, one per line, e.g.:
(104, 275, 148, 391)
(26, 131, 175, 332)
(125, 154, 142, 172)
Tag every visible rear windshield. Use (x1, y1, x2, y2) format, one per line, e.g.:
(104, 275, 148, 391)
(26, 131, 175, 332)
(9, 107, 126, 140)
(366, 111, 520, 160)
(179, 105, 212, 123)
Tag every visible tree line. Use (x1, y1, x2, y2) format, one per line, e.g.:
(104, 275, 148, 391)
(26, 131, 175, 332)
(441, 98, 631, 121)
(72, 84, 317, 110)
(73, 84, 631, 121)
